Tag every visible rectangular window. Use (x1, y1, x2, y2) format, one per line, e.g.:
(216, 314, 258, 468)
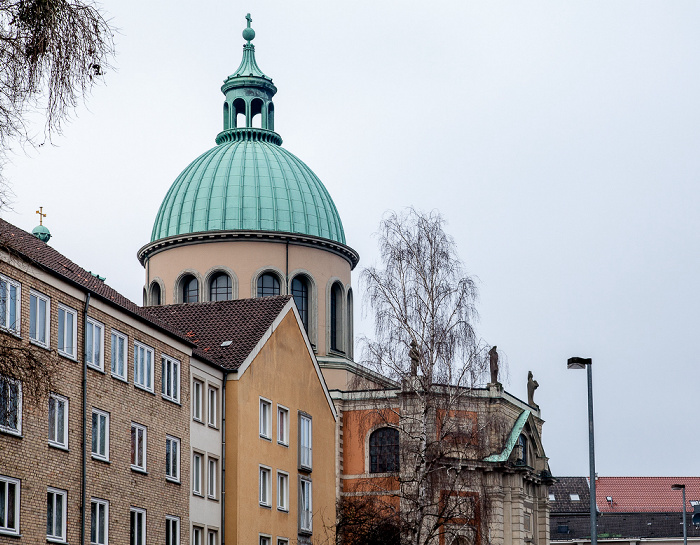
(259, 398, 271, 439)
(86, 318, 105, 371)
(208, 387, 218, 427)
(207, 530, 218, 545)
(133, 341, 154, 392)
(91, 408, 109, 461)
(277, 405, 289, 446)
(166, 436, 180, 482)
(48, 393, 68, 449)
(278, 539, 289, 545)
(259, 466, 271, 507)
(47, 487, 67, 542)
(90, 498, 108, 545)
(0, 275, 20, 334)
(0, 475, 20, 535)
(29, 290, 50, 346)
(57, 304, 77, 358)
(192, 380, 203, 422)
(131, 422, 147, 471)
(299, 478, 312, 534)
(0, 376, 22, 435)
(208, 458, 217, 499)
(111, 330, 127, 380)
(165, 515, 180, 545)
(277, 471, 289, 512)
(161, 355, 180, 403)
(192, 452, 202, 495)
(130, 508, 146, 545)
(192, 527, 203, 545)
(299, 413, 312, 471)
(259, 537, 271, 545)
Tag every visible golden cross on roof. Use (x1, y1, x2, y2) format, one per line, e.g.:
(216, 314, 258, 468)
(246, 13, 252, 27)
(35, 206, 46, 226)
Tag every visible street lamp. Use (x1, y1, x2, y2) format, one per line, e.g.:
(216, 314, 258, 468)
(567, 356, 596, 545)
(671, 484, 687, 545)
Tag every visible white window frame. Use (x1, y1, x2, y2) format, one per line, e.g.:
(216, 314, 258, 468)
(259, 535, 271, 545)
(90, 497, 109, 545)
(47, 487, 67, 542)
(0, 274, 20, 334)
(259, 397, 271, 440)
(131, 422, 147, 472)
(130, 507, 146, 545)
(192, 527, 203, 545)
(48, 393, 68, 449)
(192, 379, 203, 422)
(86, 317, 105, 371)
(0, 376, 22, 436)
(29, 290, 50, 347)
(277, 471, 289, 512)
(208, 386, 218, 427)
(57, 304, 77, 359)
(161, 355, 180, 403)
(0, 475, 20, 535)
(277, 405, 289, 446)
(299, 413, 312, 471)
(192, 452, 202, 496)
(133, 341, 154, 392)
(259, 465, 271, 507)
(207, 529, 218, 545)
(110, 330, 127, 381)
(299, 477, 312, 534)
(166, 435, 180, 482)
(91, 408, 109, 461)
(166, 515, 180, 545)
(208, 457, 218, 499)
(277, 539, 289, 545)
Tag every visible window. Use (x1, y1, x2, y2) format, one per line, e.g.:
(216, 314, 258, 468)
(299, 413, 312, 471)
(48, 394, 68, 449)
(0, 275, 20, 333)
(291, 276, 309, 332)
(90, 498, 108, 545)
(161, 355, 180, 403)
(57, 304, 77, 358)
(277, 405, 289, 446)
(369, 427, 399, 473)
(0, 475, 20, 535)
(548, 493, 556, 501)
(259, 466, 271, 507)
(134, 341, 154, 392)
(192, 527, 203, 545)
(192, 453, 202, 495)
(91, 409, 109, 461)
(86, 318, 105, 371)
(570, 493, 580, 501)
(278, 539, 289, 545)
(150, 282, 161, 306)
(182, 275, 198, 303)
(299, 478, 312, 534)
(131, 422, 147, 471)
(259, 537, 271, 545)
(192, 380, 203, 422)
(517, 434, 528, 465)
(209, 273, 231, 301)
(257, 273, 280, 297)
(165, 516, 180, 545)
(47, 487, 67, 542)
(166, 436, 180, 482)
(130, 508, 146, 545)
(208, 387, 217, 427)
(277, 471, 288, 511)
(30, 290, 50, 346)
(207, 530, 218, 545)
(111, 330, 127, 380)
(330, 283, 342, 352)
(259, 398, 271, 439)
(0, 376, 21, 435)
(208, 458, 217, 499)
(557, 524, 570, 534)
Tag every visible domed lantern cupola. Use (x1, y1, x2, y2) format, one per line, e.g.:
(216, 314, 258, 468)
(218, 14, 280, 145)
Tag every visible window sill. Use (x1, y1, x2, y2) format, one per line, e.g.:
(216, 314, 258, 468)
(166, 477, 181, 485)
(277, 507, 289, 513)
(193, 491, 204, 498)
(46, 536, 67, 544)
(48, 442, 69, 452)
(207, 495, 219, 502)
(30, 339, 50, 350)
(260, 435, 272, 442)
(298, 528, 313, 537)
(0, 529, 20, 538)
(91, 455, 110, 464)
(193, 417, 204, 425)
(207, 423, 219, 430)
(134, 384, 155, 395)
(259, 503, 271, 509)
(58, 350, 77, 361)
(131, 466, 147, 475)
(0, 428, 22, 438)
(87, 364, 105, 374)
(161, 395, 181, 406)
(111, 373, 128, 383)
(299, 465, 312, 473)
(277, 441, 289, 448)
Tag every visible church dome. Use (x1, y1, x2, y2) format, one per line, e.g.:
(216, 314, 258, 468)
(150, 16, 345, 246)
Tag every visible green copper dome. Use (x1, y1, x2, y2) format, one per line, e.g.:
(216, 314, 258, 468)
(151, 15, 346, 245)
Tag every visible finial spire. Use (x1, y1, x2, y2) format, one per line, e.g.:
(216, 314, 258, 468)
(242, 13, 255, 43)
(36, 206, 46, 226)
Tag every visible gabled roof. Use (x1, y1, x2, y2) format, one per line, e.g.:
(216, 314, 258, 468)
(595, 477, 700, 513)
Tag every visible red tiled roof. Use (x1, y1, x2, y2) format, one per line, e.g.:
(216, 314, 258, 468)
(596, 477, 700, 513)
(143, 297, 292, 370)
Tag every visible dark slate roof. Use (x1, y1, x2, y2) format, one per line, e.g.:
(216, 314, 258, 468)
(551, 511, 700, 541)
(143, 296, 293, 370)
(0, 219, 193, 346)
(550, 477, 591, 514)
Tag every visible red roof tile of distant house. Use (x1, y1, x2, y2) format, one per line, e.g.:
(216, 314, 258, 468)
(596, 477, 700, 513)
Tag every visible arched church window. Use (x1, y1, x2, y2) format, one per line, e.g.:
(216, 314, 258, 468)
(150, 282, 161, 306)
(257, 273, 280, 297)
(330, 282, 343, 352)
(210, 273, 232, 301)
(517, 434, 528, 466)
(369, 427, 399, 473)
(291, 276, 309, 333)
(182, 275, 199, 303)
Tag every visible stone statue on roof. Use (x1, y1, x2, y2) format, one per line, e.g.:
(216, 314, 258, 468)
(488, 345, 499, 384)
(527, 371, 539, 410)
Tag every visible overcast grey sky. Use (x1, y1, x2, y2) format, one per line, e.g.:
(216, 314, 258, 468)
(4, 1, 699, 477)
